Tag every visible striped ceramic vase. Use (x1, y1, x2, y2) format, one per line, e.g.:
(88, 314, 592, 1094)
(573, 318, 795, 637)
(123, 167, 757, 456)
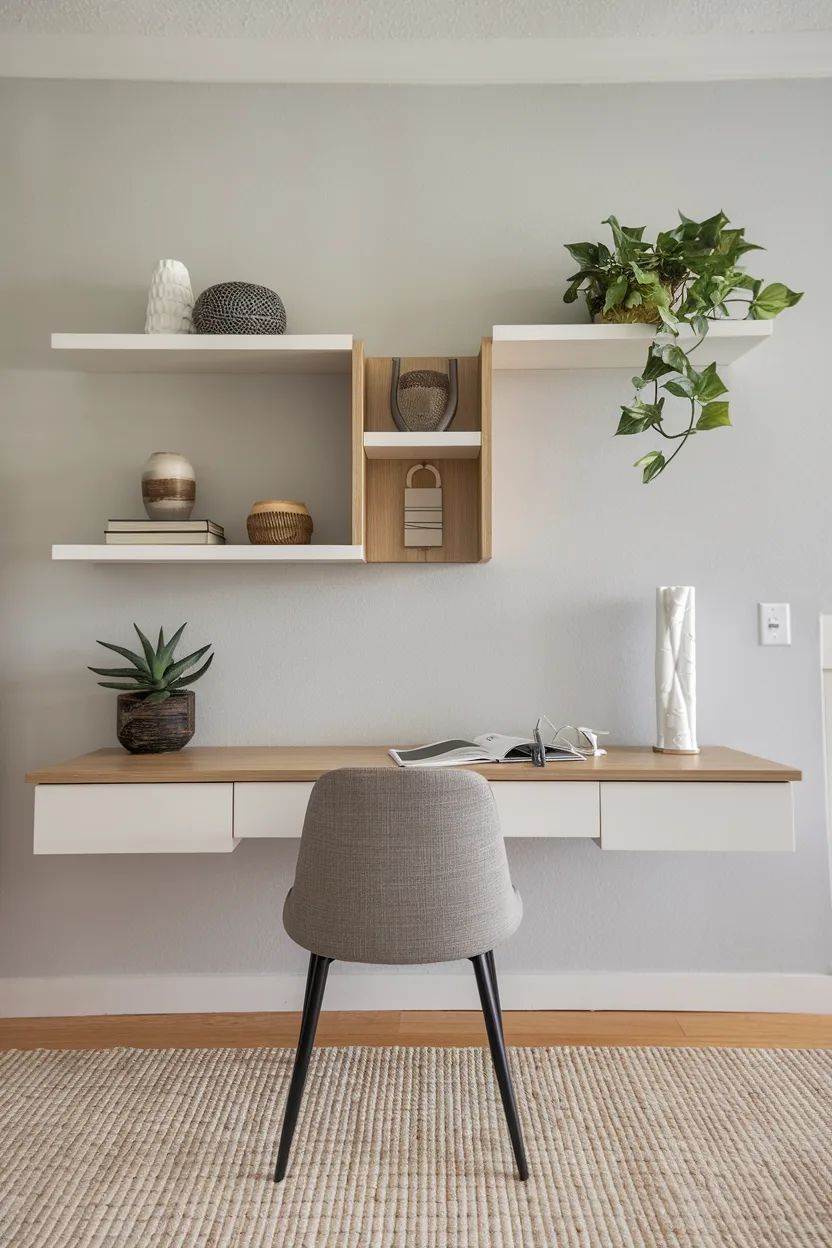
(141, 452, 196, 521)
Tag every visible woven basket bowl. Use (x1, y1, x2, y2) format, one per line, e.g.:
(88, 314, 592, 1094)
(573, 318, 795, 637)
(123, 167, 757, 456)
(246, 500, 313, 545)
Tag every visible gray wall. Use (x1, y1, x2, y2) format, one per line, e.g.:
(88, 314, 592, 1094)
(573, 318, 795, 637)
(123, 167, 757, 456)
(1, 79, 830, 982)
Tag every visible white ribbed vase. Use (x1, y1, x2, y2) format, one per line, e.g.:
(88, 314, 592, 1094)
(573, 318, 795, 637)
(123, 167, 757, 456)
(655, 586, 699, 755)
(144, 259, 193, 334)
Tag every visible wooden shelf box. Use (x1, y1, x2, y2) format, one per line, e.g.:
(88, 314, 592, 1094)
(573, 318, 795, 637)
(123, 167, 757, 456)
(360, 338, 492, 563)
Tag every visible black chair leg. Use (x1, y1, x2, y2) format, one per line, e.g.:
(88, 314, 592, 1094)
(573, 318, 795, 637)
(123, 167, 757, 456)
(470, 952, 529, 1181)
(485, 949, 503, 1032)
(274, 953, 332, 1182)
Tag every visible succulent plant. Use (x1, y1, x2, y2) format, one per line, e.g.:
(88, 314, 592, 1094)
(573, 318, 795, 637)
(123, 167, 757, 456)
(89, 623, 213, 705)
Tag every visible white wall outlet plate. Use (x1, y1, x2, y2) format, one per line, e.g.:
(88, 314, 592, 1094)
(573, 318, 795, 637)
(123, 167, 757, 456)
(758, 602, 791, 646)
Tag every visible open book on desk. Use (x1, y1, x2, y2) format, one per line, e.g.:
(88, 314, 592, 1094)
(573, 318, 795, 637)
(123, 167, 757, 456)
(389, 733, 587, 768)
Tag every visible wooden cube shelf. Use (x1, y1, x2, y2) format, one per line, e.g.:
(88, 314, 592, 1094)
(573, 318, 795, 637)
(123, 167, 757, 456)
(359, 339, 492, 563)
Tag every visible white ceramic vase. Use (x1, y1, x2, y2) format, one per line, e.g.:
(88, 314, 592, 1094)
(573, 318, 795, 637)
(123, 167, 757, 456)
(655, 586, 699, 754)
(144, 260, 193, 334)
(141, 452, 196, 520)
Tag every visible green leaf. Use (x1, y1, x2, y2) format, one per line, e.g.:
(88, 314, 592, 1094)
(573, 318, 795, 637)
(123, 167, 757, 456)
(603, 274, 629, 312)
(693, 361, 728, 402)
(157, 626, 165, 651)
(564, 242, 599, 268)
(95, 641, 151, 675)
(656, 305, 679, 334)
(616, 401, 663, 435)
(563, 277, 583, 304)
(156, 622, 188, 674)
(631, 375, 649, 391)
(88, 665, 148, 680)
(696, 401, 731, 430)
(133, 624, 157, 674)
(144, 690, 172, 705)
(641, 350, 674, 383)
(163, 645, 212, 685)
(690, 313, 709, 337)
(663, 379, 695, 398)
(660, 344, 691, 375)
(96, 680, 146, 691)
(170, 654, 214, 688)
(633, 450, 666, 483)
(750, 282, 803, 319)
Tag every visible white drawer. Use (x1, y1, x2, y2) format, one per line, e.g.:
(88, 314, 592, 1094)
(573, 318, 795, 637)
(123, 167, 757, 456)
(233, 782, 314, 838)
(232, 780, 600, 839)
(600, 782, 795, 851)
(34, 784, 236, 854)
(491, 782, 599, 838)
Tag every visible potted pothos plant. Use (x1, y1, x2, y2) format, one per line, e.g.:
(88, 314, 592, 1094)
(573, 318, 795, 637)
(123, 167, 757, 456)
(563, 212, 802, 481)
(90, 623, 213, 754)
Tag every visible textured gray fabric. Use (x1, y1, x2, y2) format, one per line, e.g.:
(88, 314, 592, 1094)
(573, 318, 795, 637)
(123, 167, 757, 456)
(283, 768, 522, 964)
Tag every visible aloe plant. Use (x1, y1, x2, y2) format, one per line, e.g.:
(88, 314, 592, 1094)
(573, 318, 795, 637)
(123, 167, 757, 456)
(564, 212, 803, 481)
(89, 624, 213, 705)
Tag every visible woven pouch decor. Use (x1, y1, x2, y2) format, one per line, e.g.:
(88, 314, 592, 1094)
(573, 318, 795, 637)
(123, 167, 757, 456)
(247, 500, 313, 545)
(397, 370, 450, 431)
(193, 282, 287, 335)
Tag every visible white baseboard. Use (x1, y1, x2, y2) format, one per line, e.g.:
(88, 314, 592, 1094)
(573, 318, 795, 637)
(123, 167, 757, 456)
(2, 971, 831, 1018)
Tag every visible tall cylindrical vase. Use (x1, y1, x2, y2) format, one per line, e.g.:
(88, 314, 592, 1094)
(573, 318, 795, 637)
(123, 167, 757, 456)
(654, 586, 699, 755)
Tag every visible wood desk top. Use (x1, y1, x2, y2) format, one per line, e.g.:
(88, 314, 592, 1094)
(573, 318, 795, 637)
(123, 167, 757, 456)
(26, 745, 801, 785)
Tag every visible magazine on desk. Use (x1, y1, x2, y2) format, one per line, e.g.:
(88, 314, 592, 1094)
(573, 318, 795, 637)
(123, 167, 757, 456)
(389, 733, 587, 768)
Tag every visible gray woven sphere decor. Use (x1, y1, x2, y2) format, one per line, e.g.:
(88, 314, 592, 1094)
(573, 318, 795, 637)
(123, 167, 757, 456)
(192, 282, 287, 335)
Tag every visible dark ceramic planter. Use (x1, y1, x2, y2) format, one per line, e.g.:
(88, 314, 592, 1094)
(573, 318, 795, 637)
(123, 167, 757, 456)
(116, 691, 195, 754)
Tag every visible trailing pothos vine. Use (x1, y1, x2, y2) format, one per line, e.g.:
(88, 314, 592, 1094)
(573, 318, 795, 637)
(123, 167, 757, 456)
(563, 212, 802, 482)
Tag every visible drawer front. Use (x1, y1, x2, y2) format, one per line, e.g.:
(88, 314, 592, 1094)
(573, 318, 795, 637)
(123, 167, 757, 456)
(233, 781, 600, 839)
(233, 783, 314, 838)
(34, 784, 235, 854)
(600, 782, 795, 851)
(491, 782, 599, 838)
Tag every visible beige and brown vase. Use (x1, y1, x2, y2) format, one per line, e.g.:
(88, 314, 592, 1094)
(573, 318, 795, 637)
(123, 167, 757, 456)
(141, 452, 196, 520)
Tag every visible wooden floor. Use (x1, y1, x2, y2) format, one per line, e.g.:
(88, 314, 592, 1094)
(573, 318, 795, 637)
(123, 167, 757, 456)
(1, 1011, 830, 1051)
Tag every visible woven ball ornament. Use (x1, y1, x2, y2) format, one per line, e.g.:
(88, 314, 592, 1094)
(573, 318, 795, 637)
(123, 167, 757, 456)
(193, 282, 287, 335)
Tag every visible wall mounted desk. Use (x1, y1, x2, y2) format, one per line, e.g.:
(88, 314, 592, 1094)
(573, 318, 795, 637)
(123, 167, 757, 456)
(26, 746, 800, 855)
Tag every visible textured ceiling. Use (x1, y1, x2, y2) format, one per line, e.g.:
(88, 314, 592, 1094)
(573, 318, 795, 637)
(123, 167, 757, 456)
(1, 0, 830, 39)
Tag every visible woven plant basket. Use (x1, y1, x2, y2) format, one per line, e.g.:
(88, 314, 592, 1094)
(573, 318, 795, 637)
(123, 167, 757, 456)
(246, 500, 313, 545)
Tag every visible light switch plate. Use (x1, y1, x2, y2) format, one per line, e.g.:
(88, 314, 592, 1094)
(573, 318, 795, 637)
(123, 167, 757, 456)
(758, 602, 791, 646)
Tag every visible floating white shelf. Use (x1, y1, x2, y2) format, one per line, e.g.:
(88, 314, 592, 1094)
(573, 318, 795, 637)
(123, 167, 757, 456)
(363, 432, 481, 460)
(50, 333, 354, 374)
(491, 321, 773, 371)
(52, 545, 366, 564)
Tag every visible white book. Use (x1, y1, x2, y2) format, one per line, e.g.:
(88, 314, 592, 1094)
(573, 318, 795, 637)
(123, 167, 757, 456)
(105, 533, 226, 545)
(389, 733, 585, 768)
(107, 519, 224, 535)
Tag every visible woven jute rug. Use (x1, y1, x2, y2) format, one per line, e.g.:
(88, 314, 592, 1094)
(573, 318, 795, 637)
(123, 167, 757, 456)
(1, 1045, 830, 1247)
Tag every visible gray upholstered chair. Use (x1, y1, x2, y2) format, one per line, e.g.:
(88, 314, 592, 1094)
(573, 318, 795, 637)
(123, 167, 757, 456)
(274, 767, 527, 1183)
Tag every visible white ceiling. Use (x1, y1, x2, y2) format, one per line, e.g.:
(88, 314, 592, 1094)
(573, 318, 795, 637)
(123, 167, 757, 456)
(0, 0, 830, 81)
(1, 0, 830, 40)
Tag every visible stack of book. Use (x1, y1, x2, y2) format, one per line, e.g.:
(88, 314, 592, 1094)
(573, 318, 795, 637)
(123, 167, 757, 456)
(105, 520, 226, 546)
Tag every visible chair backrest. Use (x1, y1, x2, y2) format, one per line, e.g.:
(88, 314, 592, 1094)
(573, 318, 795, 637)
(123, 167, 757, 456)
(282, 767, 522, 965)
